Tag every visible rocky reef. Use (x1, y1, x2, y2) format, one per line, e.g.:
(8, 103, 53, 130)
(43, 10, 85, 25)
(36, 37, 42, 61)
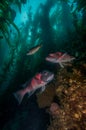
(37, 61, 86, 130)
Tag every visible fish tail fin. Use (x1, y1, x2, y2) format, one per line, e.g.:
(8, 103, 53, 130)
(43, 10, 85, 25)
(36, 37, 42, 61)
(13, 88, 27, 104)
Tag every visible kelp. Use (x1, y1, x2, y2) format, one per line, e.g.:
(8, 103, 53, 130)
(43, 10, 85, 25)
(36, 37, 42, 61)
(0, 0, 20, 47)
(76, 0, 86, 10)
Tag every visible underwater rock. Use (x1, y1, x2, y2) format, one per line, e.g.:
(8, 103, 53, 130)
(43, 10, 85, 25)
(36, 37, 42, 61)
(47, 62, 86, 130)
(49, 102, 61, 118)
(37, 83, 56, 108)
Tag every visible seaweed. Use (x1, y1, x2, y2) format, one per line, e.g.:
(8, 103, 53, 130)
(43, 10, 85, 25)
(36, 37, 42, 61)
(0, 0, 20, 47)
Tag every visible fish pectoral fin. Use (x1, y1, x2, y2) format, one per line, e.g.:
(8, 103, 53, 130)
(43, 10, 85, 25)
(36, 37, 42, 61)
(59, 62, 64, 68)
(27, 86, 46, 97)
(39, 86, 46, 93)
(22, 80, 31, 88)
(41, 86, 46, 92)
(27, 90, 35, 97)
(36, 86, 46, 94)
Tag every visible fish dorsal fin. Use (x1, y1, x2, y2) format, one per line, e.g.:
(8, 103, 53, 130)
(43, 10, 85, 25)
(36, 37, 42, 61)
(58, 53, 67, 60)
(56, 52, 62, 56)
(22, 80, 31, 88)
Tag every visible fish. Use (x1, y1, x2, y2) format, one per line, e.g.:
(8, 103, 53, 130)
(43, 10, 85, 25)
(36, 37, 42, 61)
(26, 44, 42, 55)
(13, 70, 54, 104)
(46, 52, 75, 68)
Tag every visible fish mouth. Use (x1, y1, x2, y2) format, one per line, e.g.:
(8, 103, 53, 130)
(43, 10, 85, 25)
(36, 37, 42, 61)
(46, 57, 57, 63)
(46, 57, 53, 61)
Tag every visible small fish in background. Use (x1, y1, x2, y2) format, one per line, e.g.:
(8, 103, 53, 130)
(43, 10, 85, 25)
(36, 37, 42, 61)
(26, 44, 42, 55)
(13, 70, 54, 104)
(46, 52, 75, 68)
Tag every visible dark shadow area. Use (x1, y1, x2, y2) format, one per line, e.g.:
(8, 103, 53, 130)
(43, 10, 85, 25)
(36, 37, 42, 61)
(0, 94, 50, 130)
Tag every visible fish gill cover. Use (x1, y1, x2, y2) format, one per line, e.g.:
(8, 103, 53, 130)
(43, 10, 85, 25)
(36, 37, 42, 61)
(0, 0, 86, 130)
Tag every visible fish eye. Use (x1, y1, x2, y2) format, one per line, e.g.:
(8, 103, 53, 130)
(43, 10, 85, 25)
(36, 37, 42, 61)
(42, 71, 48, 75)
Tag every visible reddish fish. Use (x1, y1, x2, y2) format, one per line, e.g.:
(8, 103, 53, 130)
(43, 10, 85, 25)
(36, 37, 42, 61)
(14, 70, 54, 104)
(46, 52, 75, 68)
